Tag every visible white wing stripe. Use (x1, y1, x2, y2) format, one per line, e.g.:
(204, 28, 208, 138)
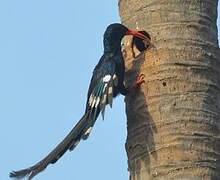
(91, 97, 97, 108)
(95, 97, 100, 108)
(102, 94, 107, 104)
(88, 95, 94, 106)
(108, 87, 113, 95)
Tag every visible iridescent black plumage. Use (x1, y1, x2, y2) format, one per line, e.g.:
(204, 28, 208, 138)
(10, 23, 150, 180)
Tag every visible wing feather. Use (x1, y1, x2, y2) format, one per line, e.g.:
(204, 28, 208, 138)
(83, 58, 118, 138)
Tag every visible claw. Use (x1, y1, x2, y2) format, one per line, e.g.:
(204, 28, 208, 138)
(126, 74, 145, 93)
(135, 74, 145, 87)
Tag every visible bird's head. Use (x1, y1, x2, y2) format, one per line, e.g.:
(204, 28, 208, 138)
(103, 23, 151, 53)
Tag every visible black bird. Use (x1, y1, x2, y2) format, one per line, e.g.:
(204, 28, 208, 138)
(10, 23, 151, 180)
(133, 31, 151, 52)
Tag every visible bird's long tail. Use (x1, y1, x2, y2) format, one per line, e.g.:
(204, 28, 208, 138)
(10, 111, 92, 180)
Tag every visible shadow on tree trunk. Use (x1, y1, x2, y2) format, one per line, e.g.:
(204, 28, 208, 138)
(123, 37, 158, 179)
(120, 0, 220, 179)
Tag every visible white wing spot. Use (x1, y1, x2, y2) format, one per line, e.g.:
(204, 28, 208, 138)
(91, 97, 97, 108)
(102, 94, 107, 104)
(108, 87, 113, 95)
(84, 127, 92, 136)
(89, 95, 94, 106)
(95, 97, 100, 108)
(103, 75, 111, 82)
(103, 84, 107, 92)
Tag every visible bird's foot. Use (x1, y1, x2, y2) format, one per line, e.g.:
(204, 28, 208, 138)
(134, 74, 145, 88)
(126, 74, 145, 93)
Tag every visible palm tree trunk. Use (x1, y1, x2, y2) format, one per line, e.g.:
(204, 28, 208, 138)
(119, 0, 220, 179)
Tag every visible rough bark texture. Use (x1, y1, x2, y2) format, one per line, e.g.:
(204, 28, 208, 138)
(119, 0, 220, 179)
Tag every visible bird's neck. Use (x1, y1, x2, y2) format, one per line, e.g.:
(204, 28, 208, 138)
(104, 46, 121, 54)
(104, 48, 124, 65)
(103, 37, 122, 54)
(104, 40, 122, 54)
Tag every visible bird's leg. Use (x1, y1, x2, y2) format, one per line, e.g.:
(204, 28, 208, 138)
(119, 74, 145, 96)
(133, 73, 145, 88)
(127, 74, 145, 93)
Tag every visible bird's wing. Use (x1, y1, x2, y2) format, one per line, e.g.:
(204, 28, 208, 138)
(82, 55, 118, 139)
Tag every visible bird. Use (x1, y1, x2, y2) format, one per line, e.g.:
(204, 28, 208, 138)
(10, 23, 151, 180)
(133, 31, 151, 52)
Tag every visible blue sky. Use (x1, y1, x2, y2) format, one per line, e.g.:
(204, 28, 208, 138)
(0, 1, 219, 180)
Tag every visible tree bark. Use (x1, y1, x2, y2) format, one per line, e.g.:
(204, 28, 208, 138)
(119, 0, 220, 179)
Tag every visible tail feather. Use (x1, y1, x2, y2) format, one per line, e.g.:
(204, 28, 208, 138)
(69, 139, 80, 151)
(10, 111, 91, 180)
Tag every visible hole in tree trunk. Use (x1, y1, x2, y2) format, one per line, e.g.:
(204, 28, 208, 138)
(162, 82, 166, 86)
